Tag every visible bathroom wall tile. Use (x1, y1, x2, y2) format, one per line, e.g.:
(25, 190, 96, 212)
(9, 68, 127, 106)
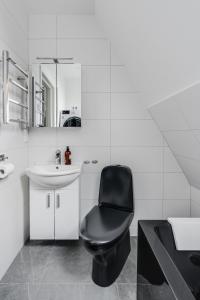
(110, 46, 124, 66)
(82, 93, 110, 120)
(164, 173, 190, 199)
(111, 93, 151, 120)
(191, 198, 200, 217)
(81, 67, 87, 93)
(163, 200, 190, 218)
(70, 147, 110, 173)
(111, 120, 163, 146)
(134, 174, 163, 200)
(80, 199, 96, 221)
(81, 173, 101, 200)
(0, 125, 27, 152)
(29, 39, 57, 64)
(163, 131, 200, 160)
(57, 15, 106, 39)
(56, 120, 110, 147)
(192, 129, 200, 144)
(29, 15, 57, 39)
(164, 148, 182, 173)
(111, 66, 137, 93)
(0, 2, 28, 64)
(57, 39, 110, 65)
(175, 83, 200, 130)
(111, 147, 163, 173)
(28, 146, 57, 166)
(130, 200, 163, 235)
(175, 155, 200, 189)
(28, 128, 57, 147)
(191, 186, 200, 203)
(86, 67, 110, 92)
(149, 97, 189, 131)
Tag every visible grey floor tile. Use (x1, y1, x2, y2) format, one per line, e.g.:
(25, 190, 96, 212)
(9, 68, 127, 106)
(137, 283, 175, 300)
(117, 254, 137, 283)
(116, 237, 137, 284)
(0, 284, 29, 300)
(42, 244, 92, 283)
(79, 283, 119, 300)
(130, 237, 137, 257)
(29, 284, 80, 300)
(117, 284, 136, 300)
(1, 245, 53, 284)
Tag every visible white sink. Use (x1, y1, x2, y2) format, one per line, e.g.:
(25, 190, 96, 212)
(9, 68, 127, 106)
(26, 164, 82, 188)
(168, 218, 200, 251)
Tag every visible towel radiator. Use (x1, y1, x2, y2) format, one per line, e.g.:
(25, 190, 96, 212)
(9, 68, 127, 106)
(2, 50, 30, 128)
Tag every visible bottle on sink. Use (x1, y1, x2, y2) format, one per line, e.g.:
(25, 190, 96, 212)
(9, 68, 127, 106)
(64, 146, 71, 165)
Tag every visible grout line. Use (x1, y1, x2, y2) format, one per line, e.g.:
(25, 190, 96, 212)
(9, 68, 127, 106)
(115, 283, 121, 300)
(162, 137, 165, 219)
(109, 40, 112, 164)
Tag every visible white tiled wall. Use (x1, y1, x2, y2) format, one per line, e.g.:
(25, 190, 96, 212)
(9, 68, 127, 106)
(28, 15, 191, 236)
(0, 0, 29, 280)
(149, 82, 200, 193)
(191, 186, 200, 217)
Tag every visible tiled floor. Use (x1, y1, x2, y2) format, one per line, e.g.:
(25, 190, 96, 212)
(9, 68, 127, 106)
(0, 238, 137, 300)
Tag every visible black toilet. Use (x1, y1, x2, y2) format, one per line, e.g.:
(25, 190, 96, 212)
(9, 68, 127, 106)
(80, 165, 134, 287)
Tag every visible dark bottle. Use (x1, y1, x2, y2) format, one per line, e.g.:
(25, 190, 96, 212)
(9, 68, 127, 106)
(65, 146, 71, 165)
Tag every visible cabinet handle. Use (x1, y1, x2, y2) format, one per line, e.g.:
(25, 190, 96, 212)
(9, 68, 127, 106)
(56, 194, 60, 208)
(47, 193, 51, 208)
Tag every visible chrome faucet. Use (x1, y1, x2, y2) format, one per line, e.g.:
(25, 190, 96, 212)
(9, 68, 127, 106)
(55, 150, 61, 165)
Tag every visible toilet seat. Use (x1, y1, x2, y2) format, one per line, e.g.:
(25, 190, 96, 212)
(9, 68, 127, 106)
(80, 205, 133, 246)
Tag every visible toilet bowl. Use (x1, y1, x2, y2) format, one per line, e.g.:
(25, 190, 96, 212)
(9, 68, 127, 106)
(80, 165, 134, 287)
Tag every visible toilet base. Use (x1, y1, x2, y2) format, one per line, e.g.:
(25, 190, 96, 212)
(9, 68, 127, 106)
(92, 230, 131, 287)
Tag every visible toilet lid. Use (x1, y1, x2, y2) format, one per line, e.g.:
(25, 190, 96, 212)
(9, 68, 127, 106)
(80, 205, 133, 246)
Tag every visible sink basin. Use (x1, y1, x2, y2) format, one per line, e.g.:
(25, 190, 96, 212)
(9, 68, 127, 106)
(26, 164, 82, 188)
(168, 218, 200, 251)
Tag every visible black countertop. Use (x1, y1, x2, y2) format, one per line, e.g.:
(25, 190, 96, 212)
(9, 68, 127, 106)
(138, 220, 200, 300)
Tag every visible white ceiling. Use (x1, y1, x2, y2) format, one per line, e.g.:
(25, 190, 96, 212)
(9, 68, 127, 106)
(26, 0, 94, 14)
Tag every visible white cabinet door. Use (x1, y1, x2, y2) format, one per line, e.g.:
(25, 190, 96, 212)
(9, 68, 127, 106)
(55, 190, 79, 240)
(30, 190, 54, 240)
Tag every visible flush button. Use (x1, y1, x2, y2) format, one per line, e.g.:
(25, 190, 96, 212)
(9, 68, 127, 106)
(92, 160, 98, 164)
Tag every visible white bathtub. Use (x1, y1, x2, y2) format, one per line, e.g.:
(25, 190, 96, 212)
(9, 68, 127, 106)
(168, 218, 200, 251)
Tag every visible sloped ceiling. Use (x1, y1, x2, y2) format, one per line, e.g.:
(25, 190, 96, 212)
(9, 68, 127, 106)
(26, 0, 94, 14)
(95, 0, 200, 107)
(149, 82, 200, 189)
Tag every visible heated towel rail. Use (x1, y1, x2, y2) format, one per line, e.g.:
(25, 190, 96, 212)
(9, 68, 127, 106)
(2, 50, 30, 128)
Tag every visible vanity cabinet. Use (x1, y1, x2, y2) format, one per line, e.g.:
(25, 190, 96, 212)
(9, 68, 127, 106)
(30, 180, 79, 240)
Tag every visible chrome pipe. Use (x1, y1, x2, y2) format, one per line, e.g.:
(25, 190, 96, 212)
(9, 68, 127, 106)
(8, 58, 28, 78)
(9, 78, 28, 93)
(2, 50, 9, 124)
(9, 118, 28, 125)
(9, 98, 28, 110)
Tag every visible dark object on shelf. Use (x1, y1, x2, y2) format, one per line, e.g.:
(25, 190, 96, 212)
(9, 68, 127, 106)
(80, 165, 134, 287)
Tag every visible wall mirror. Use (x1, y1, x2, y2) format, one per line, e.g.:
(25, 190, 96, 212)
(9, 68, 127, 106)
(32, 63, 81, 127)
